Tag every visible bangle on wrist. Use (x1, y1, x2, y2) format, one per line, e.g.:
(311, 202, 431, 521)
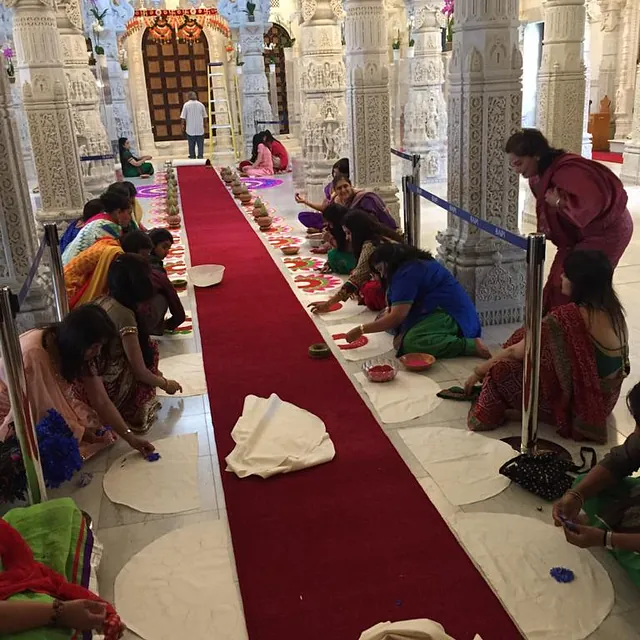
(50, 599, 64, 627)
(605, 530, 614, 550)
(566, 489, 584, 508)
(359, 324, 366, 335)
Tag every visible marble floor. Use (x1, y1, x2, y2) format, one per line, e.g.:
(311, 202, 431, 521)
(43, 160, 640, 638)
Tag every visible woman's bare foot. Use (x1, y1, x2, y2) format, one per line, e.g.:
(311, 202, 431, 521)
(474, 338, 491, 359)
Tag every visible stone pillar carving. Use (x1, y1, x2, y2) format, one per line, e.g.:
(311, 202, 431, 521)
(436, 0, 525, 326)
(8, 0, 85, 225)
(125, 29, 155, 155)
(612, 0, 640, 139)
(344, 0, 399, 220)
(0, 60, 52, 327)
(238, 23, 276, 153)
(284, 14, 303, 144)
(621, 63, 640, 183)
(404, 2, 447, 182)
(597, 0, 623, 116)
(299, 0, 347, 202)
(582, 16, 592, 157)
(57, 0, 113, 195)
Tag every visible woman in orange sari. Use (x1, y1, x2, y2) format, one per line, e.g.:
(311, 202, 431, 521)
(464, 250, 629, 444)
(64, 231, 152, 309)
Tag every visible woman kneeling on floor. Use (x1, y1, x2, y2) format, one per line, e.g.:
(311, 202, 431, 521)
(553, 381, 640, 587)
(464, 250, 629, 443)
(343, 243, 487, 359)
(85, 255, 183, 433)
(309, 210, 403, 314)
(0, 304, 155, 460)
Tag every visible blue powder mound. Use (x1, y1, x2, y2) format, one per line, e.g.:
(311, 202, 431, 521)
(550, 567, 575, 583)
(146, 452, 161, 462)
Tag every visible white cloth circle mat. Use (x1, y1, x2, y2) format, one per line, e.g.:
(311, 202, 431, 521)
(115, 521, 248, 640)
(330, 323, 394, 361)
(399, 427, 515, 505)
(103, 434, 200, 514)
(355, 371, 442, 424)
(360, 619, 484, 640)
(226, 394, 335, 478)
(158, 352, 207, 397)
(304, 295, 373, 324)
(451, 513, 613, 640)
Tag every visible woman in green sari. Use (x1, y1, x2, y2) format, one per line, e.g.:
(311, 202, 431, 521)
(118, 137, 154, 178)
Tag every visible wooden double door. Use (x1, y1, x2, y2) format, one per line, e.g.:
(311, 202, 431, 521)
(142, 29, 211, 142)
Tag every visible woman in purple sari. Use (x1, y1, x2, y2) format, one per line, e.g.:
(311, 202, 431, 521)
(296, 158, 350, 230)
(333, 175, 398, 230)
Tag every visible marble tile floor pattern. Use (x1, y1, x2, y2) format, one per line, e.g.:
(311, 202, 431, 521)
(45, 161, 640, 638)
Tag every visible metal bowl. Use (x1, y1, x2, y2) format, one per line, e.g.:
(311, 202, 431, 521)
(362, 358, 398, 383)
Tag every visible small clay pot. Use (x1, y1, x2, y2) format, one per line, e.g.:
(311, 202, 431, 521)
(308, 343, 331, 360)
(257, 216, 272, 227)
(281, 245, 300, 256)
(167, 214, 181, 228)
(232, 185, 243, 196)
(239, 193, 252, 204)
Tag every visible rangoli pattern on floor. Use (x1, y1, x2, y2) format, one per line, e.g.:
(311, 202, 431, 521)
(283, 256, 325, 271)
(294, 274, 342, 293)
(240, 176, 284, 190)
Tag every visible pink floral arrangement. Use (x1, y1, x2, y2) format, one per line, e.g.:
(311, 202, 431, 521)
(1, 45, 13, 60)
(442, 0, 454, 41)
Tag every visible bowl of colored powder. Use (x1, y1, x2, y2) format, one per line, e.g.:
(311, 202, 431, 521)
(362, 358, 398, 383)
(399, 352, 436, 372)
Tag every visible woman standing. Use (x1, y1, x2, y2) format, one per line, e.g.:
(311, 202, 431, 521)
(118, 137, 154, 178)
(344, 243, 487, 360)
(0, 305, 155, 459)
(309, 210, 403, 313)
(91, 255, 182, 433)
(62, 189, 132, 266)
(505, 129, 632, 312)
(464, 250, 629, 443)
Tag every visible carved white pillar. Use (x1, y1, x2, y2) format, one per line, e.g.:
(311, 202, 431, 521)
(537, 0, 587, 154)
(612, 0, 640, 139)
(238, 23, 275, 153)
(57, 0, 113, 196)
(404, 2, 447, 182)
(582, 15, 592, 157)
(621, 63, 640, 183)
(597, 0, 623, 114)
(436, 0, 525, 326)
(345, 0, 399, 221)
(0, 56, 52, 326)
(8, 0, 85, 225)
(299, 0, 348, 202)
(125, 29, 155, 155)
(284, 15, 302, 144)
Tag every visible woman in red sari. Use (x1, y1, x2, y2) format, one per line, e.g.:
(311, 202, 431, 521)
(505, 129, 632, 313)
(465, 250, 629, 444)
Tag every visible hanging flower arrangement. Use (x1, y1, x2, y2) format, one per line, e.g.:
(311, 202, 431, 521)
(2, 45, 14, 79)
(89, 0, 108, 33)
(123, 8, 230, 42)
(442, 0, 454, 42)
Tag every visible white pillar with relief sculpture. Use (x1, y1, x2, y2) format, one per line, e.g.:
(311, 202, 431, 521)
(522, 0, 586, 226)
(404, 0, 447, 183)
(596, 0, 623, 117)
(7, 0, 85, 226)
(0, 57, 51, 327)
(436, 0, 525, 326)
(299, 0, 348, 202)
(612, 0, 640, 139)
(621, 64, 640, 184)
(57, 0, 113, 196)
(344, 0, 399, 221)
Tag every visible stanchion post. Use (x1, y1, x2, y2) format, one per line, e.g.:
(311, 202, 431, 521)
(411, 154, 421, 249)
(521, 233, 546, 454)
(0, 288, 46, 504)
(44, 224, 69, 322)
(402, 175, 414, 246)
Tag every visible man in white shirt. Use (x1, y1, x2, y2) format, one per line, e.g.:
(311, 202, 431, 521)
(180, 91, 208, 159)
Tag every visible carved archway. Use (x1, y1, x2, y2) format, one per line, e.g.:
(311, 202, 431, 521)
(142, 26, 210, 142)
(263, 23, 289, 134)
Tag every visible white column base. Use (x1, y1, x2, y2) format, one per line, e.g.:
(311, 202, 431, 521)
(621, 141, 640, 184)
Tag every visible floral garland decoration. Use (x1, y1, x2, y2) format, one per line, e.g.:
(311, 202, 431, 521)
(123, 8, 230, 42)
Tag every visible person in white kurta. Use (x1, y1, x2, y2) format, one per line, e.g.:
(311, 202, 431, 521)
(180, 91, 208, 159)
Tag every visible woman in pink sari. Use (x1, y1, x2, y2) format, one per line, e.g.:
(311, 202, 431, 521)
(242, 133, 274, 177)
(505, 129, 633, 313)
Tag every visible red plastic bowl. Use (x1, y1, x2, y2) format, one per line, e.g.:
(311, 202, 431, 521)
(399, 353, 436, 372)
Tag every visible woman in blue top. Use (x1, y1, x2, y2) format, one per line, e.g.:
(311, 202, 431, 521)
(344, 243, 490, 359)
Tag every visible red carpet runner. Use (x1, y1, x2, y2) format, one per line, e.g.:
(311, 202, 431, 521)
(179, 166, 522, 640)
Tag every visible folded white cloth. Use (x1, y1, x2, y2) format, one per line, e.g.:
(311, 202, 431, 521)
(225, 394, 335, 478)
(359, 619, 483, 640)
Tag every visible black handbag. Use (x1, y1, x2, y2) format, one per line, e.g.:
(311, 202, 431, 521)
(498, 446, 597, 502)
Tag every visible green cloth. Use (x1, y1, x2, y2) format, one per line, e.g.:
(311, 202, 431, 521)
(577, 475, 640, 588)
(399, 309, 477, 359)
(327, 248, 356, 275)
(1, 498, 87, 640)
(121, 149, 154, 177)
